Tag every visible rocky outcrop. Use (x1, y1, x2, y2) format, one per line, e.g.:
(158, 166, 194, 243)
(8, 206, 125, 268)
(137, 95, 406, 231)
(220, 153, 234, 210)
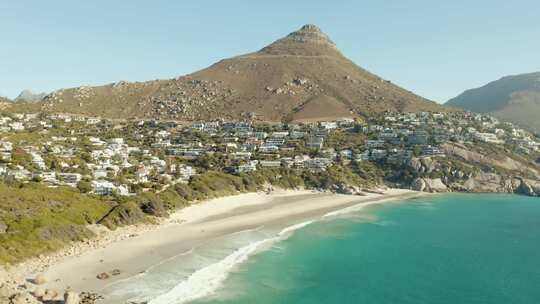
(411, 178, 448, 192)
(407, 157, 441, 174)
(453, 172, 502, 193)
(410, 172, 540, 197)
(406, 153, 540, 197)
(442, 143, 539, 177)
(516, 178, 540, 197)
(331, 183, 384, 196)
(33, 274, 47, 285)
(448, 173, 540, 196)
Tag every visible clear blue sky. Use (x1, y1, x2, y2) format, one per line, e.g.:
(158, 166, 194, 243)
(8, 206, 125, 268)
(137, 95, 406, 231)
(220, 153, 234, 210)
(1, 0, 539, 102)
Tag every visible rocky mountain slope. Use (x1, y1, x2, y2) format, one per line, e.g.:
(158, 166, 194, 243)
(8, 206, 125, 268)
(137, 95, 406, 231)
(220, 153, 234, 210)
(446, 72, 540, 133)
(10, 25, 449, 122)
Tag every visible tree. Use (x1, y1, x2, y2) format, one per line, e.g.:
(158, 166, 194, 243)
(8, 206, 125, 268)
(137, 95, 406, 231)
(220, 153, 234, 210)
(77, 180, 92, 193)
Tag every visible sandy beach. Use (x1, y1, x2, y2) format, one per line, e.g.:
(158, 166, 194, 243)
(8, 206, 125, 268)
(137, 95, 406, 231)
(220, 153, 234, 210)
(7, 188, 423, 303)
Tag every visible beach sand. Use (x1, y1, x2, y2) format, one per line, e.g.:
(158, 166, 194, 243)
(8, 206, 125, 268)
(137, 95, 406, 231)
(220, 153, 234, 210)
(14, 188, 422, 303)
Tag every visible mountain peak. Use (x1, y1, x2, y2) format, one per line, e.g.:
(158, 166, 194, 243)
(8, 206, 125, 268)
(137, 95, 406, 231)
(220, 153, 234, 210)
(10, 24, 447, 121)
(287, 24, 335, 45)
(299, 24, 322, 32)
(290, 24, 325, 37)
(257, 24, 340, 57)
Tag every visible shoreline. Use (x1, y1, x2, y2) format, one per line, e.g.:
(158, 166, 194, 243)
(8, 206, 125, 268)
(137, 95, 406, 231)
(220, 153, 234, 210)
(2, 188, 425, 303)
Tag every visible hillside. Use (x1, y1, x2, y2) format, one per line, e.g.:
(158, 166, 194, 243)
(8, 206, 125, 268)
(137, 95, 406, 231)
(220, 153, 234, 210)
(0, 96, 11, 110)
(9, 25, 448, 122)
(447, 72, 540, 133)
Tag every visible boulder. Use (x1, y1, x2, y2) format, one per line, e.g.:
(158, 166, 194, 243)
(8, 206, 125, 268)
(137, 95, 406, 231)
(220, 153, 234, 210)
(411, 178, 448, 193)
(96, 272, 110, 280)
(458, 172, 502, 193)
(0, 221, 7, 234)
(32, 286, 45, 298)
(64, 291, 80, 304)
(334, 183, 355, 195)
(411, 178, 426, 192)
(41, 289, 59, 301)
(33, 274, 47, 285)
(501, 177, 522, 193)
(424, 178, 448, 192)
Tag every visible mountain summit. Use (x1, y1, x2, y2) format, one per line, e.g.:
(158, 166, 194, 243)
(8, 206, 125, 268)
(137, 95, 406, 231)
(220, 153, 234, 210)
(258, 24, 340, 57)
(11, 24, 448, 121)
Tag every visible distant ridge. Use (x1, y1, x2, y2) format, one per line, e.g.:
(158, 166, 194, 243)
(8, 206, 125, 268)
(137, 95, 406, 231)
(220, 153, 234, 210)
(9, 24, 450, 121)
(14, 89, 47, 103)
(447, 72, 540, 132)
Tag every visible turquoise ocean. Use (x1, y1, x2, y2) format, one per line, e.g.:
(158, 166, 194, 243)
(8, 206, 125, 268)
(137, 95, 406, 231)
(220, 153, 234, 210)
(190, 193, 540, 304)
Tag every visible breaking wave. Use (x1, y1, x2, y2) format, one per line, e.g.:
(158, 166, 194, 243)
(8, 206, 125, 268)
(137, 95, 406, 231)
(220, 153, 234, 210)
(148, 220, 314, 304)
(148, 197, 405, 303)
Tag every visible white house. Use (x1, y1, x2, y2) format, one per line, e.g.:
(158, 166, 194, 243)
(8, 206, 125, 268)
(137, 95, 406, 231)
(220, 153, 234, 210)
(58, 173, 82, 185)
(91, 180, 116, 196)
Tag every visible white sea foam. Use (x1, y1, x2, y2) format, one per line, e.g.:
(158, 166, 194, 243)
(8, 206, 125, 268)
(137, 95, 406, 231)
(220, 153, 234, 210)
(323, 198, 394, 218)
(148, 220, 314, 304)
(229, 225, 264, 236)
(278, 220, 314, 236)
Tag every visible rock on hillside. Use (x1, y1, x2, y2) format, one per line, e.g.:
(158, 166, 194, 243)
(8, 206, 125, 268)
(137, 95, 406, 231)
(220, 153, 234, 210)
(9, 24, 450, 122)
(446, 72, 540, 133)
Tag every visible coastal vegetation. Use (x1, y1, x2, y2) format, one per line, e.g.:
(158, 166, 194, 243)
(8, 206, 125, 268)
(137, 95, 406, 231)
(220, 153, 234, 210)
(0, 165, 382, 264)
(0, 183, 110, 264)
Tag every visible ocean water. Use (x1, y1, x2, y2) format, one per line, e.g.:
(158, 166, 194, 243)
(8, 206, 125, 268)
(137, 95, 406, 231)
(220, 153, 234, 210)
(189, 194, 540, 304)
